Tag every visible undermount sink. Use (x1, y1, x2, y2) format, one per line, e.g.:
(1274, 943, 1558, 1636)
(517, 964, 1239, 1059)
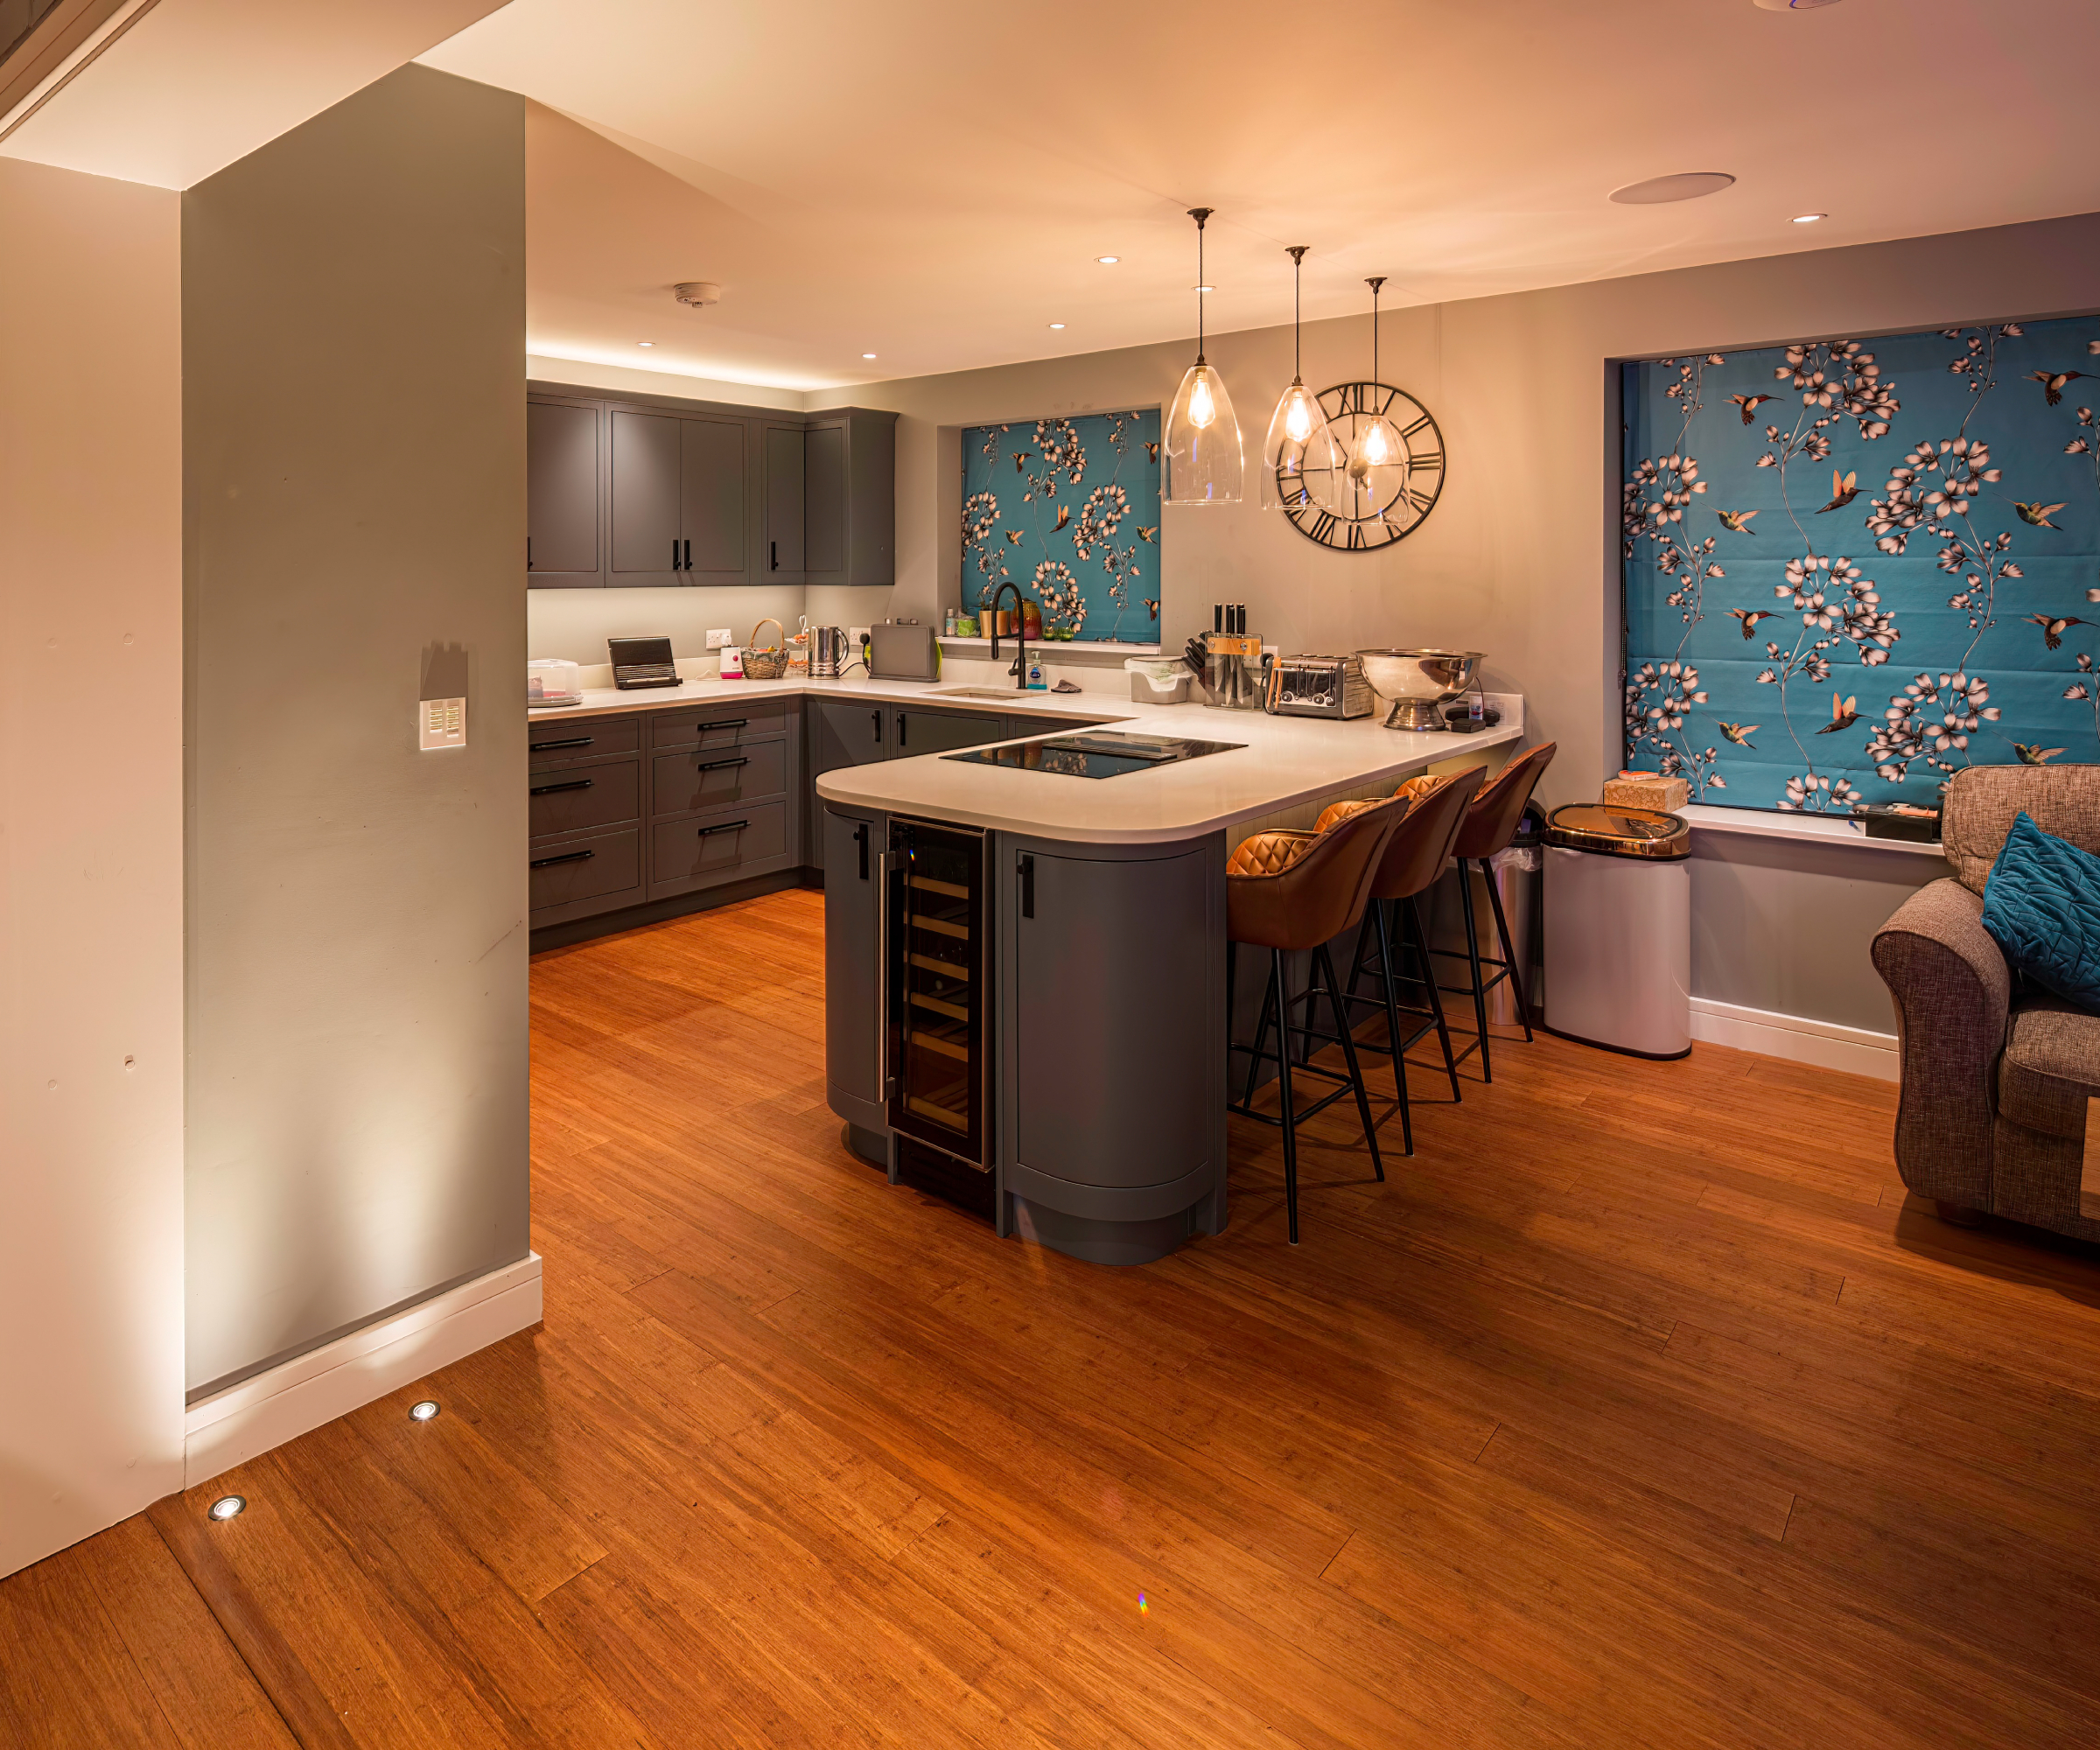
(930, 686, 1032, 702)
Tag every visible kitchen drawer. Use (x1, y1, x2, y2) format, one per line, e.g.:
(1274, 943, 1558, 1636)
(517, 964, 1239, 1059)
(528, 757, 640, 838)
(650, 799, 788, 895)
(651, 738, 787, 817)
(529, 716, 639, 766)
(648, 697, 789, 750)
(529, 825, 641, 915)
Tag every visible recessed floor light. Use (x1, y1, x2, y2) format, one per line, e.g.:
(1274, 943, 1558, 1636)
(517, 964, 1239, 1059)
(1792, 212, 1828, 223)
(1096, 256, 1119, 264)
(1048, 322, 1066, 330)
(209, 1495, 245, 1521)
(410, 1400, 440, 1423)
(1609, 172, 1737, 206)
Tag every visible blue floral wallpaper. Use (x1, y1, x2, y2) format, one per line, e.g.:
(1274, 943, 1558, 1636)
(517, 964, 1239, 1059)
(1623, 317, 2100, 810)
(962, 410, 1161, 644)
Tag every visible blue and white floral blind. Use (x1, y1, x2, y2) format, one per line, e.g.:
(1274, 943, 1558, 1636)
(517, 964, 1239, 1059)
(962, 410, 1161, 645)
(1622, 316, 2100, 810)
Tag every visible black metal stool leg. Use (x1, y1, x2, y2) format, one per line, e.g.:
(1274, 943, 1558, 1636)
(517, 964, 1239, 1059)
(1316, 944, 1383, 1182)
(1271, 948, 1299, 1245)
(1405, 895, 1462, 1102)
(1457, 861, 1494, 1083)
(1480, 858, 1535, 1041)
(1370, 897, 1413, 1156)
(1241, 967, 1276, 1110)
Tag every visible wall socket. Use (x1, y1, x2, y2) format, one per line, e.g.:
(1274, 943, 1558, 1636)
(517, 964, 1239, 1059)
(419, 696, 466, 751)
(848, 626, 872, 644)
(705, 628, 732, 648)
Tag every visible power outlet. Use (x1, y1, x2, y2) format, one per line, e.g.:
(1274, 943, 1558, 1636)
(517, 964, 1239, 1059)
(419, 696, 466, 750)
(705, 628, 732, 648)
(848, 626, 872, 644)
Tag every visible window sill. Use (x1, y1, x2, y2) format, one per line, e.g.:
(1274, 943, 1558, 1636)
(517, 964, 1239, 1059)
(1678, 802, 1947, 858)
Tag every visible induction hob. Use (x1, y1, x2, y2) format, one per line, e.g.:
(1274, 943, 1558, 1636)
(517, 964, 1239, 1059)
(942, 730, 1245, 780)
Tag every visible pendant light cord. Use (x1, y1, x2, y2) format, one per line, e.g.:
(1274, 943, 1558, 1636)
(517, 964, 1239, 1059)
(1366, 275, 1386, 388)
(1188, 206, 1212, 366)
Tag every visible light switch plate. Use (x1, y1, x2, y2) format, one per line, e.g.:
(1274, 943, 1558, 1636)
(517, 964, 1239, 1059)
(705, 628, 732, 648)
(419, 696, 466, 750)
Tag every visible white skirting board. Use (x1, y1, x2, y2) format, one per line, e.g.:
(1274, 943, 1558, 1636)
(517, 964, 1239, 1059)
(1690, 997, 1898, 1081)
(183, 1253, 542, 1489)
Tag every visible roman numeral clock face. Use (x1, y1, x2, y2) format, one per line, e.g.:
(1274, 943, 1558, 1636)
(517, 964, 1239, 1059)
(1278, 382, 1446, 551)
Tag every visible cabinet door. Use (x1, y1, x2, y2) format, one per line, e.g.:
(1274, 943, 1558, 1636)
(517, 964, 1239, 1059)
(610, 410, 681, 582)
(762, 423, 805, 577)
(1009, 845, 1214, 1188)
(680, 416, 746, 577)
(808, 698, 889, 873)
(891, 708, 1003, 757)
(823, 806, 888, 1128)
(804, 421, 846, 578)
(526, 400, 600, 584)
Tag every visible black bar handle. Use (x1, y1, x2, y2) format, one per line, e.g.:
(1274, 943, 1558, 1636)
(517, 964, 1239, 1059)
(526, 536, 532, 570)
(703, 718, 747, 732)
(531, 735, 594, 752)
(682, 537, 692, 570)
(770, 539, 779, 571)
(1018, 850, 1035, 919)
(898, 711, 907, 749)
(694, 756, 749, 772)
(530, 848, 595, 869)
(872, 710, 883, 743)
(855, 821, 870, 880)
(529, 777, 594, 795)
(697, 819, 750, 837)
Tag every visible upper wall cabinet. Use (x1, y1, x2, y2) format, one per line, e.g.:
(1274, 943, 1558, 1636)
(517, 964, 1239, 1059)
(525, 397, 603, 587)
(527, 382, 895, 590)
(804, 409, 897, 588)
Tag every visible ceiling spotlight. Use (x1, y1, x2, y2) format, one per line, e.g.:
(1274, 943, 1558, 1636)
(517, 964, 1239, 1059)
(209, 1495, 245, 1522)
(1609, 172, 1737, 206)
(409, 1400, 440, 1423)
(1048, 322, 1066, 330)
(1096, 256, 1119, 264)
(1194, 284, 1214, 293)
(637, 341, 655, 347)
(1754, 0, 1843, 10)
(862, 352, 878, 360)
(1792, 212, 1828, 223)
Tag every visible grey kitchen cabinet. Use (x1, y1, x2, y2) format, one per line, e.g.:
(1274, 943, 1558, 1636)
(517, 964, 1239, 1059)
(890, 706, 1001, 757)
(526, 397, 602, 586)
(528, 711, 647, 927)
(822, 803, 889, 1137)
(762, 422, 805, 578)
(998, 834, 1228, 1264)
(802, 408, 898, 587)
(809, 697, 890, 771)
(609, 409, 682, 584)
(680, 415, 746, 577)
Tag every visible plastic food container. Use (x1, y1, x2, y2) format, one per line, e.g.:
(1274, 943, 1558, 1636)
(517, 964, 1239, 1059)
(1124, 657, 1192, 705)
(527, 658, 583, 708)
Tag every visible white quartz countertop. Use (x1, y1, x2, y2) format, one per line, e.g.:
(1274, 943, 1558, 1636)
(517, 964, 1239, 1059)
(818, 699, 1520, 844)
(527, 674, 1123, 724)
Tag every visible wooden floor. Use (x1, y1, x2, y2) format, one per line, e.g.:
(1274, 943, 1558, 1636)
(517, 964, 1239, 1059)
(9, 887, 2100, 1747)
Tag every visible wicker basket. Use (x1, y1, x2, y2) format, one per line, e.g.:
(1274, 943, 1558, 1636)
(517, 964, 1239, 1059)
(742, 617, 788, 680)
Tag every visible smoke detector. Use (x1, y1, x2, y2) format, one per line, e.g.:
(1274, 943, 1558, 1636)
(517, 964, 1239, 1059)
(1753, 0, 1842, 10)
(673, 281, 721, 309)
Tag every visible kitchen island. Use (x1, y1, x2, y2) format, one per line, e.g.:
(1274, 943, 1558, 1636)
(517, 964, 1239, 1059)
(815, 696, 1522, 1265)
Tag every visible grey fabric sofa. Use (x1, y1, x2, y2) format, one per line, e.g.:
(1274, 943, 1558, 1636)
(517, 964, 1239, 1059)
(1872, 765, 2100, 1240)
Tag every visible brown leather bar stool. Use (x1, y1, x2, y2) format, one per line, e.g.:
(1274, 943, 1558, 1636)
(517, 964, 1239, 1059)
(1432, 741, 1557, 1083)
(1225, 794, 1410, 1245)
(1337, 766, 1486, 1153)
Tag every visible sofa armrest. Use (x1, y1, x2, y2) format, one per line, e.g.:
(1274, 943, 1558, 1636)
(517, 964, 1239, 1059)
(1871, 877, 2008, 1211)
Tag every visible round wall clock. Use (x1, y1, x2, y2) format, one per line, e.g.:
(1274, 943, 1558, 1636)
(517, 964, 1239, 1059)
(1278, 382, 1446, 551)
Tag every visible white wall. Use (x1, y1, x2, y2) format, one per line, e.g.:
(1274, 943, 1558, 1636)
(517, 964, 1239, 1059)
(0, 157, 186, 1578)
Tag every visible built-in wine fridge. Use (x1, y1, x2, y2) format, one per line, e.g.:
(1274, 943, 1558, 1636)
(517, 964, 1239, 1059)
(883, 816, 993, 1214)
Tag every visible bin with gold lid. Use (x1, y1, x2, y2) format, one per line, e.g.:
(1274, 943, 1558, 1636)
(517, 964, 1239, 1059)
(1542, 802, 1690, 1059)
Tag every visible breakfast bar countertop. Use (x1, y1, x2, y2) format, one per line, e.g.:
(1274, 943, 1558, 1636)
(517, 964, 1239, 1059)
(814, 690, 1522, 844)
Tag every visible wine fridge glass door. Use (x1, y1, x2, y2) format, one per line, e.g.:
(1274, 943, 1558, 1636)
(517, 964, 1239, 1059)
(886, 820, 989, 1169)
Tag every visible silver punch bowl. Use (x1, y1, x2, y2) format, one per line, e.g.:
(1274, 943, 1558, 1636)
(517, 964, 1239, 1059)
(1355, 649, 1484, 731)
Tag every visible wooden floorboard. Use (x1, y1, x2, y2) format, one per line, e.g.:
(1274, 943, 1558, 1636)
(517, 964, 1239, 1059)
(7, 886, 2100, 1746)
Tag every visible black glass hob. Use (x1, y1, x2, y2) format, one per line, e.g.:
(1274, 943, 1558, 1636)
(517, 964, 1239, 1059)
(943, 730, 1245, 780)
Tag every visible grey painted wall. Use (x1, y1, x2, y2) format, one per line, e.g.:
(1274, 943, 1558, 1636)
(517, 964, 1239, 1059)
(805, 210, 2100, 1032)
(183, 65, 528, 1396)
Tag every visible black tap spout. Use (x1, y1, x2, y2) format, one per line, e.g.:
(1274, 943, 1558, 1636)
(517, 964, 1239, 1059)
(988, 582, 1029, 689)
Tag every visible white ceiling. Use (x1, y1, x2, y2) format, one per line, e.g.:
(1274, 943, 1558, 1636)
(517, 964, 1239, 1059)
(422, 0, 2100, 392)
(0, 0, 508, 189)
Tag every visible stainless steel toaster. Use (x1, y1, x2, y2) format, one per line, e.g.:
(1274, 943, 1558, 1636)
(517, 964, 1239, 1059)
(1265, 654, 1376, 719)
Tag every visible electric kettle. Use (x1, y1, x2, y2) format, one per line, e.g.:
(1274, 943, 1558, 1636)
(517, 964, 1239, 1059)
(810, 625, 848, 678)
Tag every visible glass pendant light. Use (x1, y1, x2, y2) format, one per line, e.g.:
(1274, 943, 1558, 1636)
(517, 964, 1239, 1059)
(1344, 276, 1407, 520)
(1262, 246, 1347, 511)
(1164, 207, 1243, 505)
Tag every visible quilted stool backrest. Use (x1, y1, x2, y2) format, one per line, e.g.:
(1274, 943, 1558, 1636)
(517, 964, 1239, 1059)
(1942, 765, 2100, 894)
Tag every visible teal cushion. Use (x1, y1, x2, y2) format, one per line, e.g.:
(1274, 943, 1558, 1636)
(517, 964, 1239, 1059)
(1980, 811, 2100, 1013)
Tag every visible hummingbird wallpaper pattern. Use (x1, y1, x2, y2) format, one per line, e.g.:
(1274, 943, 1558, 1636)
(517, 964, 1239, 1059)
(1623, 314, 2100, 812)
(962, 410, 1162, 645)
